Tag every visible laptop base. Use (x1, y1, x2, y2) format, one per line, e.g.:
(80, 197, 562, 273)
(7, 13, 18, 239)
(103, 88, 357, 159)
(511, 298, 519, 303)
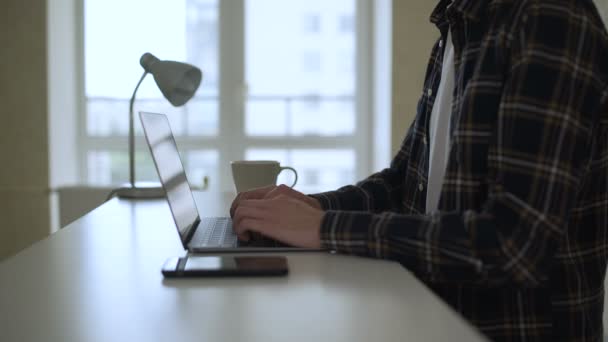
(114, 181, 165, 199)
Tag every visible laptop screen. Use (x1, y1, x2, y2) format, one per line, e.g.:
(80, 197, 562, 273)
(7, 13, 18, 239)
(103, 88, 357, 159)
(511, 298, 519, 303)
(139, 112, 199, 245)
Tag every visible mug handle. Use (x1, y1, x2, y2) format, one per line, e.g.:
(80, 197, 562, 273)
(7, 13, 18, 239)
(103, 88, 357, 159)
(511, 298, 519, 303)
(278, 166, 298, 188)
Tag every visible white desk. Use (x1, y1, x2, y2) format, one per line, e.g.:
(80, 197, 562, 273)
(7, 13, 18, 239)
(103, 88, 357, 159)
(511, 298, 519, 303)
(0, 192, 486, 342)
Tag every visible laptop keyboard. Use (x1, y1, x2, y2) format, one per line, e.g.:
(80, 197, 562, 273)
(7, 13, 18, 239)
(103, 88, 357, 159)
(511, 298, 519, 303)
(189, 217, 292, 249)
(190, 217, 237, 248)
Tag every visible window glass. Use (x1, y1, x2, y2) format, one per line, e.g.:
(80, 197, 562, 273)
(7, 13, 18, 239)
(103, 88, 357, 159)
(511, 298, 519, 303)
(83, 0, 365, 193)
(245, 0, 356, 137)
(84, 0, 219, 186)
(85, 0, 219, 138)
(87, 150, 157, 185)
(187, 151, 219, 190)
(302, 13, 321, 34)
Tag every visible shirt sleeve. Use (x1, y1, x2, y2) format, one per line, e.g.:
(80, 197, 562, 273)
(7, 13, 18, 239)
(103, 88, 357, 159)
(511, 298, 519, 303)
(319, 3, 603, 287)
(309, 120, 415, 213)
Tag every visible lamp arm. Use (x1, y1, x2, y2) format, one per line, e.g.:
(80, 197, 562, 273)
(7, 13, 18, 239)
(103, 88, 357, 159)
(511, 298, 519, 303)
(128, 71, 148, 188)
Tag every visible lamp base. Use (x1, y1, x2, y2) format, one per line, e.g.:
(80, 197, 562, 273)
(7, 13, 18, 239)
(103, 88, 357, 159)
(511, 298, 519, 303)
(113, 182, 165, 199)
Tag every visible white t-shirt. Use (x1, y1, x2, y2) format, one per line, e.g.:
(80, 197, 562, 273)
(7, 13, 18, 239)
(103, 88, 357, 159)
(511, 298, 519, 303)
(426, 31, 455, 214)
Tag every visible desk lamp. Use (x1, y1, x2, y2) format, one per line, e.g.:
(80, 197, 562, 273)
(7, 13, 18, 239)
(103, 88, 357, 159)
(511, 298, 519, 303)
(114, 52, 202, 198)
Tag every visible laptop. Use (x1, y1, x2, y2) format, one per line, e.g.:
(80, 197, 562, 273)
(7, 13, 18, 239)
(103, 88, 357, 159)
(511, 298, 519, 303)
(139, 111, 318, 253)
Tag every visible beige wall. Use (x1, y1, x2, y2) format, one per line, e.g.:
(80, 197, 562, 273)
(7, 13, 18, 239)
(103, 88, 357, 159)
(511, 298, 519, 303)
(0, 0, 50, 260)
(596, 0, 608, 24)
(391, 1, 438, 153)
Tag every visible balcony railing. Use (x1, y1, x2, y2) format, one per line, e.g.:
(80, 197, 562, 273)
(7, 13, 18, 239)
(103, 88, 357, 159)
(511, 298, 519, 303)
(85, 95, 355, 137)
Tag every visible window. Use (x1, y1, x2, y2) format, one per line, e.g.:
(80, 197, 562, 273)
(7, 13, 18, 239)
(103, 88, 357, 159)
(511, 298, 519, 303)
(300, 50, 322, 73)
(302, 13, 321, 34)
(83, 0, 372, 193)
(338, 14, 355, 33)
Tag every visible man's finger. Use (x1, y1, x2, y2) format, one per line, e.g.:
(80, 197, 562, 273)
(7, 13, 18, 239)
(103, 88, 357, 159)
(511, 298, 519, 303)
(233, 204, 270, 231)
(240, 198, 274, 207)
(230, 185, 276, 217)
(230, 190, 260, 217)
(229, 193, 244, 217)
(237, 231, 251, 241)
(263, 184, 290, 199)
(235, 218, 270, 238)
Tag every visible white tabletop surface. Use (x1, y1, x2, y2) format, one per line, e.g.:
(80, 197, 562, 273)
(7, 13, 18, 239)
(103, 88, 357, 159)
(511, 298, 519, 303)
(0, 192, 486, 342)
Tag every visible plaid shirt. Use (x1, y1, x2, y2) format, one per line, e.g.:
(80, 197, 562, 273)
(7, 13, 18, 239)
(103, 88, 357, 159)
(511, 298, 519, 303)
(311, 0, 608, 340)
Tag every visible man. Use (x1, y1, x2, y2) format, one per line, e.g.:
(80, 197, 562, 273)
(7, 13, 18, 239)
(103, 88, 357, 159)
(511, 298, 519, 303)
(231, 0, 608, 340)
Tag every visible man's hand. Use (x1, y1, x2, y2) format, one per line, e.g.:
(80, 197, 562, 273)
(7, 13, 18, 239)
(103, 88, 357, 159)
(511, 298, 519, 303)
(232, 195, 324, 249)
(230, 184, 321, 218)
(230, 185, 276, 218)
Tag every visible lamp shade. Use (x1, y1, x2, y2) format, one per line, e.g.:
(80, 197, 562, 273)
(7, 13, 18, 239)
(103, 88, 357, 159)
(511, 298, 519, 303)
(139, 52, 202, 106)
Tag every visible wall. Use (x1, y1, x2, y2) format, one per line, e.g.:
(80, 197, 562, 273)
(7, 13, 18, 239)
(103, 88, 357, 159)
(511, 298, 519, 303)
(596, 0, 608, 24)
(390, 1, 437, 154)
(0, 0, 50, 260)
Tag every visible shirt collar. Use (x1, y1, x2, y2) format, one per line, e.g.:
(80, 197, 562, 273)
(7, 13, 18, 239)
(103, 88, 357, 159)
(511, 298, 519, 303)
(430, 0, 488, 26)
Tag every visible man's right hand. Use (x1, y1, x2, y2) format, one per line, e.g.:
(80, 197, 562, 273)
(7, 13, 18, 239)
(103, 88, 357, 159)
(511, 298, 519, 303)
(230, 184, 322, 218)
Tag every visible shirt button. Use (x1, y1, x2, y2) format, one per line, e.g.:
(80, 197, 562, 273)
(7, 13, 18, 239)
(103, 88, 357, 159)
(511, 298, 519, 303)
(439, 39, 443, 48)
(427, 88, 433, 97)
(418, 183, 424, 191)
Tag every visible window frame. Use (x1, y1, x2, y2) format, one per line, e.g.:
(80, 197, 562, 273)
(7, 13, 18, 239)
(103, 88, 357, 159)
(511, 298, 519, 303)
(77, 0, 375, 192)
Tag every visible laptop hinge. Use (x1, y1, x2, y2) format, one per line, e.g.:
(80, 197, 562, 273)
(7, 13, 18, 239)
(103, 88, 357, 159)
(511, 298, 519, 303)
(183, 218, 200, 246)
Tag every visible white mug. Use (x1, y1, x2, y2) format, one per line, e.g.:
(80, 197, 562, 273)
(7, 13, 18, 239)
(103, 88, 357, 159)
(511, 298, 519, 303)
(230, 160, 298, 193)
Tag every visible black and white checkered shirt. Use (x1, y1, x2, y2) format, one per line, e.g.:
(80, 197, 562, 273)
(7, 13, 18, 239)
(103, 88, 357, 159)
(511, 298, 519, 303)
(311, 0, 608, 340)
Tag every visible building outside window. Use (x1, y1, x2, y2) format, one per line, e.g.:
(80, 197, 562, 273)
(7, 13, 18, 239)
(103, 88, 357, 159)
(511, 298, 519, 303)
(302, 13, 321, 34)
